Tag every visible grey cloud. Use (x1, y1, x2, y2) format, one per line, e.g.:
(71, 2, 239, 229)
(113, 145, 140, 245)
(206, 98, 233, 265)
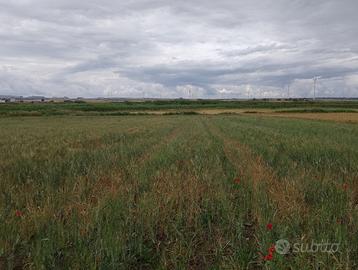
(0, 0, 358, 98)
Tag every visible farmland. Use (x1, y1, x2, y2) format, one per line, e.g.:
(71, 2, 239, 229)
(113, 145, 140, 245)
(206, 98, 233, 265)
(0, 99, 358, 117)
(0, 103, 358, 269)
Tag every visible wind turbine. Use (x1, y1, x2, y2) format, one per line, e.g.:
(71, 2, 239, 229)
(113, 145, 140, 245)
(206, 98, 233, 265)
(287, 84, 290, 99)
(246, 84, 250, 100)
(312, 76, 321, 100)
(219, 88, 225, 99)
(106, 71, 122, 98)
(188, 88, 192, 99)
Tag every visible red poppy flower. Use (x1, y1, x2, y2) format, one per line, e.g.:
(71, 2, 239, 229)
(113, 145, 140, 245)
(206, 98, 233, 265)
(264, 253, 273, 261)
(15, 210, 23, 217)
(268, 245, 275, 254)
(343, 183, 348, 191)
(234, 177, 241, 184)
(266, 223, 273, 231)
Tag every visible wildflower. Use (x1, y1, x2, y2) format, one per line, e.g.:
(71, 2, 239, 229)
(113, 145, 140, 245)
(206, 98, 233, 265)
(268, 245, 276, 254)
(234, 177, 240, 184)
(15, 210, 23, 217)
(266, 223, 273, 231)
(343, 183, 348, 191)
(261, 243, 276, 262)
(264, 253, 273, 261)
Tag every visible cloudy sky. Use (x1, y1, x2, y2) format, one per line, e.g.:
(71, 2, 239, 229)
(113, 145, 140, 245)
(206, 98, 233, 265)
(1, 0, 358, 98)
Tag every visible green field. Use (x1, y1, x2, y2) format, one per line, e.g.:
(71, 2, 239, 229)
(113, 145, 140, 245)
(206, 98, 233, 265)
(1, 114, 357, 269)
(1, 100, 358, 116)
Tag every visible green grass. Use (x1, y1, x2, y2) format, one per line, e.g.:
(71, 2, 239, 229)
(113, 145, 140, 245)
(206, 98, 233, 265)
(1, 100, 358, 116)
(0, 115, 357, 269)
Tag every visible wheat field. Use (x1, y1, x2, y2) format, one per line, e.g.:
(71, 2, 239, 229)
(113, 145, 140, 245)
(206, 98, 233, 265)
(0, 114, 357, 269)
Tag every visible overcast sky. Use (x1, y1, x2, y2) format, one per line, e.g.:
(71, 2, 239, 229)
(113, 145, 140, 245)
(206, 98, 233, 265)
(1, 0, 358, 98)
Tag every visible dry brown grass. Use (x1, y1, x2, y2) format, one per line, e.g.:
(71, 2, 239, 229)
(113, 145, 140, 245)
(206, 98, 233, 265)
(266, 112, 358, 123)
(205, 118, 307, 222)
(129, 109, 358, 125)
(197, 109, 272, 115)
